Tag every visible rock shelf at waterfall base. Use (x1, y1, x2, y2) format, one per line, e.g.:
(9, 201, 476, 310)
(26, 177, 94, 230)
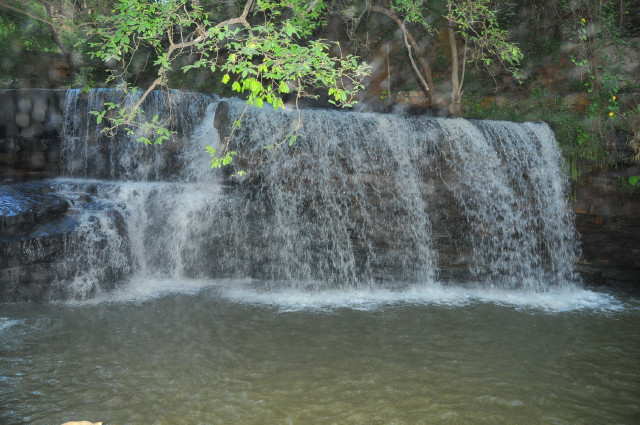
(0, 89, 639, 302)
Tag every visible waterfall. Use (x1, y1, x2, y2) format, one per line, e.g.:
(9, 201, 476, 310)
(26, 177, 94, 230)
(439, 119, 579, 290)
(61, 89, 216, 181)
(51, 90, 581, 299)
(213, 99, 580, 290)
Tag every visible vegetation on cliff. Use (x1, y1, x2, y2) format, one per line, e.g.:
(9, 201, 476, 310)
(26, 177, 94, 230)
(0, 0, 638, 180)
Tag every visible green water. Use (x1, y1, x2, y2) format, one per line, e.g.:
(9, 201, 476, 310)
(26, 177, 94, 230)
(1, 283, 639, 425)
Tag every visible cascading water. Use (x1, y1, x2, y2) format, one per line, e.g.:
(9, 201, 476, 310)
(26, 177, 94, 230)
(53, 89, 225, 298)
(439, 119, 580, 291)
(50, 90, 581, 300)
(214, 99, 580, 291)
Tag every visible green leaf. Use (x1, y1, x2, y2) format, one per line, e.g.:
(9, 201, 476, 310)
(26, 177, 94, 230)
(222, 154, 233, 166)
(222, 74, 230, 84)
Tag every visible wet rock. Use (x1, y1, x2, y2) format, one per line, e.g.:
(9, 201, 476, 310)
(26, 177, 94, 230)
(0, 181, 133, 302)
(573, 171, 640, 288)
(0, 182, 69, 235)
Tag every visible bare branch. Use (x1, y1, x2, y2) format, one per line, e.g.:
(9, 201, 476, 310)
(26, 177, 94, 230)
(404, 26, 430, 95)
(448, 26, 459, 97)
(129, 76, 165, 121)
(215, 0, 254, 29)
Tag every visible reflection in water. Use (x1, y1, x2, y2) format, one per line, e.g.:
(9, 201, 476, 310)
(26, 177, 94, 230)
(1, 284, 638, 425)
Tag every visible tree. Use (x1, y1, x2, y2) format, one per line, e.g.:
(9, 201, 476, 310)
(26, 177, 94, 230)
(85, 0, 371, 167)
(0, 0, 122, 87)
(0, 1, 94, 70)
(444, 0, 522, 114)
(362, 0, 437, 106)
(342, 0, 522, 115)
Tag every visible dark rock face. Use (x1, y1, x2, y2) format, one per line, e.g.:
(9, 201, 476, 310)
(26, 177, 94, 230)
(0, 89, 66, 183)
(0, 181, 132, 302)
(573, 172, 640, 288)
(0, 182, 69, 234)
(0, 182, 72, 300)
(0, 89, 66, 138)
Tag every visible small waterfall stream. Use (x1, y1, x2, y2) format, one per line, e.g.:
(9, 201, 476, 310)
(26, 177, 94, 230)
(52, 89, 580, 299)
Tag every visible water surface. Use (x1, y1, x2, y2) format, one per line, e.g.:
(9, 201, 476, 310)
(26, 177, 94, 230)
(1, 281, 638, 425)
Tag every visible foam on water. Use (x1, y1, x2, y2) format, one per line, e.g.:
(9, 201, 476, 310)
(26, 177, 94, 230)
(72, 277, 230, 305)
(217, 280, 623, 312)
(67, 277, 624, 313)
(0, 317, 25, 333)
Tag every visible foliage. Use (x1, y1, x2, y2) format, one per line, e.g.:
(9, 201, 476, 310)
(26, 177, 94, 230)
(464, 0, 639, 177)
(0, 0, 125, 87)
(86, 0, 370, 168)
(445, 0, 522, 73)
(569, 0, 640, 164)
(444, 0, 522, 114)
(0, 5, 55, 52)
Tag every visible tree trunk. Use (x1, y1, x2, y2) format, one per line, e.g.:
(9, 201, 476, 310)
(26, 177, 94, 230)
(448, 26, 463, 116)
(43, 3, 77, 72)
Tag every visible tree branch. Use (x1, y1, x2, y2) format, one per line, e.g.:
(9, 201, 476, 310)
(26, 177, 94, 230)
(128, 0, 257, 115)
(215, 0, 254, 29)
(448, 26, 459, 97)
(43, 2, 76, 70)
(306, 0, 320, 14)
(129, 76, 165, 117)
(0, 1, 52, 26)
(365, 1, 435, 106)
(403, 26, 430, 96)
(460, 36, 468, 92)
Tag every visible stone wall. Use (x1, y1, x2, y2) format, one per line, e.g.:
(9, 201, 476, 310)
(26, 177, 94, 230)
(0, 89, 66, 183)
(573, 171, 640, 288)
